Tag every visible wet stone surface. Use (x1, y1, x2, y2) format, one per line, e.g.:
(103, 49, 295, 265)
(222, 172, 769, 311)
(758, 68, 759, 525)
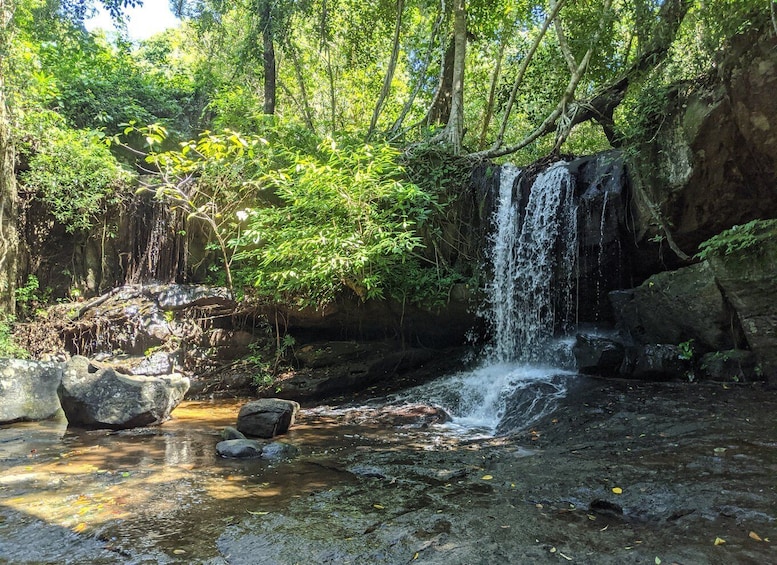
(1, 378, 777, 564)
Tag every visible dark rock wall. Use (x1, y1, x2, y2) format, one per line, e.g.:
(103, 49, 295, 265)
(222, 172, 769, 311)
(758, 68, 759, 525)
(628, 29, 777, 255)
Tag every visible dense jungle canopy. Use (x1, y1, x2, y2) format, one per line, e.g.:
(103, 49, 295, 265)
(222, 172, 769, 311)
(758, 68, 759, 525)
(0, 0, 771, 318)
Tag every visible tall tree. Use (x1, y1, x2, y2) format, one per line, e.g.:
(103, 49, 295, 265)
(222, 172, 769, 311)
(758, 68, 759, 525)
(0, 0, 18, 314)
(433, 0, 465, 153)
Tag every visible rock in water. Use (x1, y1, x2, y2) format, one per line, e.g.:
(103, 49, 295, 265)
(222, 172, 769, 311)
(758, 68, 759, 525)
(216, 439, 264, 458)
(58, 356, 189, 429)
(236, 399, 300, 438)
(0, 359, 63, 423)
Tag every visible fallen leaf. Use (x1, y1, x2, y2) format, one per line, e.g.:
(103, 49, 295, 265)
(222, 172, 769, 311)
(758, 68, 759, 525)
(612, 487, 623, 495)
(173, 549, 186, 555)
(121, 472, 130, 478)
(73, 522, 87, 533)
(373, 504, 385, 509)
(655, 557, 661, 565)
(714, 537, 726, 546)
(558, 552, 572, 561)
(412, 552, 419, 560)
(549, 547, 557, 553)
(481, 475, 493, 481)
(246, 510, 269, 516)
(749, 531, 763, 542)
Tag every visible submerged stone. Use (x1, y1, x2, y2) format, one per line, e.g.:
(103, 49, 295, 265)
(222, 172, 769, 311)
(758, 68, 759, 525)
(216, 439, 264, 458)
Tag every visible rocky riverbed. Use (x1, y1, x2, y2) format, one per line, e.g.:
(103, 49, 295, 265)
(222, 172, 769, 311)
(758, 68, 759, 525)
(1, 376, 776, 564)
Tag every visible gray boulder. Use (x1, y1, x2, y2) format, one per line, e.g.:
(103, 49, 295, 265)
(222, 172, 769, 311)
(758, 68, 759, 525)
(708, 233, 777, 386)
(261, 441, 299, 460)
(237, 399, 300, 438)
(58, 356, 189, 429)
(699, 349, 759, 382)
(216, 439, 264, 458)
(572, 334, 625, 376)
(0, 359, 63, 423)
(609, 262, 735, 351)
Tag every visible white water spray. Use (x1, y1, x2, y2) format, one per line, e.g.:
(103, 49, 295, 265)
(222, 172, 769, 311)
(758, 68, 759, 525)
(403, 162, 579, 434)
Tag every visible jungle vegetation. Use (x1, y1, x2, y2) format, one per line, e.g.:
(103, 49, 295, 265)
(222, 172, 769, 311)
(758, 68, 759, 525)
(0, 0, 770, 316)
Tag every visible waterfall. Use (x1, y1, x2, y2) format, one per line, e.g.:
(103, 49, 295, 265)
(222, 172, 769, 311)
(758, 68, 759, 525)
(485, 161, 578, 363)
(399, 161, 579, 434)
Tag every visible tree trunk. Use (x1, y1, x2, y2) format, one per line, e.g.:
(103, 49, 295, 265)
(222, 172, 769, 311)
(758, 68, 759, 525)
(436, 0, 466, 154)
(474, 0, 690, 160)
(0, 0, 17, 314)
(492, 0, 565, 149)
(367, 0, 404, 138)
(477, 37, 505, 150)
(425, 34, 455, 127)
(260, 0, 276, 115)
(389, 4, 443, 138)
(287, 39, 315, 130)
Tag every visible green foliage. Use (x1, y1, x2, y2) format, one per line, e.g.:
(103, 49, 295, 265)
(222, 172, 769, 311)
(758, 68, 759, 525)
(20, 118, 131, 233)
(234, 138, 439, 307)
(0, 317, 30, 359)
(677, 339, 695, 361)
(695, 219, 777, 260)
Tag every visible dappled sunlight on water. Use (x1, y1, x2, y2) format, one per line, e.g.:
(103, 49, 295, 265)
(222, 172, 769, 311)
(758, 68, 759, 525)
(0, 398, 483, 561)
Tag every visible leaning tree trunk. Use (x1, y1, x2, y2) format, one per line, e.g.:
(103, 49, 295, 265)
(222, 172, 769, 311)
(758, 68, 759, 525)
(367, 0, 404, 138)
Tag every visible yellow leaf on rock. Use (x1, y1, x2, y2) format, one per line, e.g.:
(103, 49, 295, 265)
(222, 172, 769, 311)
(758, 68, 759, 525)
(247, 510, 269, 516)
(481, 475, 493, 481)
(73, 523, 87, 533)
(612, 487, 623, 495)
(373, 504, 385, 509)
(749, 531, 763, 542)
(714, 537, 726, 546)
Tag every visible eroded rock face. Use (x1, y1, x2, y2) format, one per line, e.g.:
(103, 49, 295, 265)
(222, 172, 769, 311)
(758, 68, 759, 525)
(236, 399, 300, 438)
(58, 356, 189, 429)
(609, 262, 736, 351)
(0, 359, 63, 423)
(629, 29, 777, 253)
(708, 238, 777, 386)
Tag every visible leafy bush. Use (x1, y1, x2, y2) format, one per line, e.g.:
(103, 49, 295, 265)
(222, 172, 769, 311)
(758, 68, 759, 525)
(233, 139, 439, 308)
(0, 317, 29, 359)
(695, 219, 777, 260)
(20, 117, 131, 233)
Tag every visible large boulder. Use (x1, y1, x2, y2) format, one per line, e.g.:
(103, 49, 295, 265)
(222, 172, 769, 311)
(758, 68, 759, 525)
(236, 399, 300, 438)
(706, 226, 777, 386)
(0, 359, 63, 423)
(609, 262, 735, 351)
(572, 334, 625, 376)
(58, 356, 189, 429)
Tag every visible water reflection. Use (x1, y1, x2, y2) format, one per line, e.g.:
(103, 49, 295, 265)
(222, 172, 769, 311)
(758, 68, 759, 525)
(0, 398, 478, 562)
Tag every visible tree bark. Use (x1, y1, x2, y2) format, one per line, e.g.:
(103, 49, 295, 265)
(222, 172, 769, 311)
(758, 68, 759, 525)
(435, 0, 466, 154)
(425, 33, 455, 127)
(260, 0, 276, 115)
(477, 37, 505, 150)
(0, 0, 17, 314)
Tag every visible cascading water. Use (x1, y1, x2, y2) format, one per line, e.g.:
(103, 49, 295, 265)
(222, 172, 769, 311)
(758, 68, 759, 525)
(397, 162, 580, 434)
